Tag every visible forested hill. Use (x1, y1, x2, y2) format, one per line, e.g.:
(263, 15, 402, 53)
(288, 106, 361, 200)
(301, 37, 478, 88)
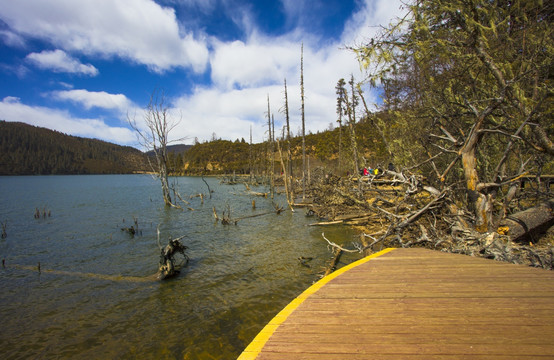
(0, 121, 148, 175)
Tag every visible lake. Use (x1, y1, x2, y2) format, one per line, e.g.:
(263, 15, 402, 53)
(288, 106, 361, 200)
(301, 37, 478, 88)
(0, 175, 359, 359)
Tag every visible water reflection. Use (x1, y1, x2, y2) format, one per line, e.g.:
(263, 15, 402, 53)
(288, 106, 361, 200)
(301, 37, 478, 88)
(0, 175, 358, 359)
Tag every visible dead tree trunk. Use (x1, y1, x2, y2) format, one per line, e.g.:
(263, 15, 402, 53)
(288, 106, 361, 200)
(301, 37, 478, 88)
(500, 199, 554, 242)
(277, 139, 294, 211)
(284, 78, 293, 193)
(345, 94, 359, 176)
(300, 43, 307, 200)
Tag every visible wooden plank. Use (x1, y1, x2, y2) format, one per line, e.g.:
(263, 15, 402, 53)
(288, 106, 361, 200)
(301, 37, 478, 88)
(267, 332, 554, 346)
(256, 354, 546, 360)
(259, 342, 554, 356)
(274, 323, 554, 337)
(238, 248, 554, 359)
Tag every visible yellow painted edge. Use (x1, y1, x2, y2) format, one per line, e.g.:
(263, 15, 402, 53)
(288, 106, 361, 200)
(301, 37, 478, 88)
(236, 247, 396, 359)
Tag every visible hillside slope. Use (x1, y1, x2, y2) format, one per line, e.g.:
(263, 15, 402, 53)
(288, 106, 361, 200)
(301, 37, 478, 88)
(0, 121, 148, 175)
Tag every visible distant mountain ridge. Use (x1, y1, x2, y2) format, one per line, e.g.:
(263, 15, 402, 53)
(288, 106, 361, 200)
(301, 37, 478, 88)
(0, 121, 149, 175)
(146, 144, 193, 156)
(167, 144, 193, 153)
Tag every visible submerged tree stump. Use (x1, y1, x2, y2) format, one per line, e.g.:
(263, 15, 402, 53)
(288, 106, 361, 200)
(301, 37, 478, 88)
(157, 237, 189, 280)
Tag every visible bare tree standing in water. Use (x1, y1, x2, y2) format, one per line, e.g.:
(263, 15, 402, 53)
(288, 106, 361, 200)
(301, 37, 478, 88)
(129, 90, 184, 208)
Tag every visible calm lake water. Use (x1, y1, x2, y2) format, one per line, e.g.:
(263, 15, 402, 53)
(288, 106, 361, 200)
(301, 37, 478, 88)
(0, 175, 358, 359)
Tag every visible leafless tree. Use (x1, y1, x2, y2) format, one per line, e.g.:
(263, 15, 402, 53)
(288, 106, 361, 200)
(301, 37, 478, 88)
(300, 43, 306, 200)
(129, 90, 184, 208)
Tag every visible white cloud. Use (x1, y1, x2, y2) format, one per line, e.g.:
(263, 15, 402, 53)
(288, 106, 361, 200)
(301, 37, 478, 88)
(203, 32, 367, 144)
(195, 0, 402, 144)
(172, 86, 275, 144)
(26, 50, 98, 76)
(0, 63, 29, 78)
(0, 97, 136, 144)
(159, 0, 217, 13)
(210, 37, 299, 90)
(52, 89, 133, 111)
(0, 0, 403, 146)
(0, 29, 25, 47)
(342, 0, 405, 45)
(0, 0, 209, 73)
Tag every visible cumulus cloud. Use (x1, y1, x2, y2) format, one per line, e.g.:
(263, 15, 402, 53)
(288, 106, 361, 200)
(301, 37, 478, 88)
(203, 32, 366, 143)
(193, 0, 402, 143)
(0, 96, 136, 144)
(172, 86, 275, 143)
(210, 37, 300, 90)
(0, 0, 209, 73)
(26, 50, 98, 76)
(0, 0, 402, 146)
(51, 89, 133, 111)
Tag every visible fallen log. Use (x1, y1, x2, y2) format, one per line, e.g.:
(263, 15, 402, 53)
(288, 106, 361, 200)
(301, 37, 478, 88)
(323, 248, 343, 276)
(309, 220, 344, 226)
(248, 191, 268, 197)
(232, 211, 274, 223)
(293, 202, 313, 208)
(309, 212, 374, 226)
(500, 198, 554, 243)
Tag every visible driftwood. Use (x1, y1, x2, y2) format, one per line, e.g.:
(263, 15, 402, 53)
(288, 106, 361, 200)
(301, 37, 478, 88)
(309, 213, 372, 226)
(309, 220, 344, 226)
(298, 256, 313, 268)
(190, 193, 205, 204)
(156, 226, 189, 280)
(293, 202, 313, 208)
(303, 166, 554, 270)
(157, 236, 189, 280)
(248, 191, 268, 197)
(323, 248, 343, 276)
(321, 232, 359, 253)
(500, 199, 554, 242)
(232, 211, 274, 223)
(213, 204, 283, 225)
(395, 189, 447, 230)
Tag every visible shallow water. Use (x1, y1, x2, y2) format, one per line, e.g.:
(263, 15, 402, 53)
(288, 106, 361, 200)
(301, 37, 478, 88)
(0, 175, 359, 359)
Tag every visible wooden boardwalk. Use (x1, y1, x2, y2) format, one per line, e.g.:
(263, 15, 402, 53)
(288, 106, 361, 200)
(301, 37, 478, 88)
(238, 248, 554, 359)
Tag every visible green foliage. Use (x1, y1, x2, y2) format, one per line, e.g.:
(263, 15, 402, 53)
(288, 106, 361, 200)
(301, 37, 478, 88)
(354, 0, 553, 185)
(180, 114, 390, 176)
(182, 139, 255, 174)
(0, 121, 148, 175)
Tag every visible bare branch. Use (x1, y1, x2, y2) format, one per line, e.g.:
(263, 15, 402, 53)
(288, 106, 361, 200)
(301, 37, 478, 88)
(321, 232, 360, 253)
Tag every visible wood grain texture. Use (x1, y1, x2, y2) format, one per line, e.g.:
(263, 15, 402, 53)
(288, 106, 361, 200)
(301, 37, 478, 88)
(239, 248, 554, 359)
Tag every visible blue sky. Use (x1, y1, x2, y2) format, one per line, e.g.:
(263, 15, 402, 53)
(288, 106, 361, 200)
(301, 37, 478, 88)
(0, 0, 404, 147)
